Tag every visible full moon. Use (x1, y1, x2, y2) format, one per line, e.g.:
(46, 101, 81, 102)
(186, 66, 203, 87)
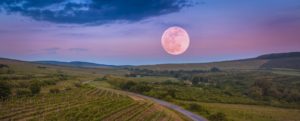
(161, 26, 190, 55)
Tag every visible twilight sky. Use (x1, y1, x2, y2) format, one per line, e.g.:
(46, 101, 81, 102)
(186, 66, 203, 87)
(0, 0, 300, 65)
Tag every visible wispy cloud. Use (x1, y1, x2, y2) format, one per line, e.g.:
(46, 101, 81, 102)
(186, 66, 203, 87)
(42, 47, 60, 54)
(69, 48, 88, 52)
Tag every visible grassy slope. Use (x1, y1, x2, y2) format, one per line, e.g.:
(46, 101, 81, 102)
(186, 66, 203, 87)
(178, 101, 300, 121)
(137, 52, 300, 70)
(138, 59, 268, 70)
(0, 58, 188, 121)
(103, 74, 300, 121)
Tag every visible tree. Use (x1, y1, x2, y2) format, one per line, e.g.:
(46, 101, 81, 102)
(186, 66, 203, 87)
(0, 81, 11, 99)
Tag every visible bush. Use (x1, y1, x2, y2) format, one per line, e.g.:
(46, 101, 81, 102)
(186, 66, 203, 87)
(74, 82, 83, 88)
(208, 112, 227, 121)
(188, 103, 202, 111)
(0, 81, 11, 99)
(29, 81, 41, 95)
(16, 88, 32, 97)
(130, 83, 152, 93)
(188, 103, 209, 115)
(120, 81, 136, 90)
(49, 88, 60, 94)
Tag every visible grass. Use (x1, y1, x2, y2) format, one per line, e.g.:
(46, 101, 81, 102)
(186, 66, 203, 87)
(2, 58, 300, 121)
(89, 81, 113, 88)
(104, 73, 300, 121)
(197, 102, 300, 121)
(173, 100, 300, 121)
(0, 59, 188, 121)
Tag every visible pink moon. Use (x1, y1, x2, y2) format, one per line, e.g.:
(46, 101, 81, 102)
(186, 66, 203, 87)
(161, 26, 190, 55)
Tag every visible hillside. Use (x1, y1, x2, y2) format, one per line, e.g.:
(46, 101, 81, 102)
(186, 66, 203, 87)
(256, 52, 300, 59)
(257, 52, 300, 69)
(136, 52, 300, 70)
(0, 58, 188, 121)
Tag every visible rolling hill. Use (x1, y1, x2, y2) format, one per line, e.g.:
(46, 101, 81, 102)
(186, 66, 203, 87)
(136, 52, 300, 70)
(0, 58, 189, 121)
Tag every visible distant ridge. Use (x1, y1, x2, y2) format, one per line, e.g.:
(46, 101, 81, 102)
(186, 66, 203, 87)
(34, 61, 116, 68)
(258, 52, 300, 69)
(1, 51, 300, 70)
(136, 51, 300, 70)
(256, 52, 300, 59)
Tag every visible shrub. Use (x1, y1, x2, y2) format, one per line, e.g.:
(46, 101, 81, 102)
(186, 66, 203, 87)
(164, 95, 173, 101)
(55, 73, 69, 81)
(49, 88, 60, 94)
(208, 112, 227, 121)
(0, 81, 11, 99)
(188, 103, 201, 111)
(74, 82, 82, 88)
(16, 88, 31, 96)
(29, 81, 41, 95)
(120, 81, 136, 90)
(129, 83, 152, 93)
(188, 103, 209, 115)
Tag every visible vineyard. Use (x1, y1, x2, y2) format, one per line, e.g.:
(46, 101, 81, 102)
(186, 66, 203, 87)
(0, 87, 186, 121)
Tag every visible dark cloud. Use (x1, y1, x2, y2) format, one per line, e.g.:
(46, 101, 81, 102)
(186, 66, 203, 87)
(0, 0, 192, 25)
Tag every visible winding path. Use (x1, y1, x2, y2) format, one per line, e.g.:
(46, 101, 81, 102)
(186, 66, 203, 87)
(128, 92, 207, 121)
(87, 80, 207, 121)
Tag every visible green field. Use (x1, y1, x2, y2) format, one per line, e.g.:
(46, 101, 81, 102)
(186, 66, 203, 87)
(0, 59, 188, 121)
(177, 101, 300, 121)
(102, 69, 300, 121)
(1, 56, 300, 121)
